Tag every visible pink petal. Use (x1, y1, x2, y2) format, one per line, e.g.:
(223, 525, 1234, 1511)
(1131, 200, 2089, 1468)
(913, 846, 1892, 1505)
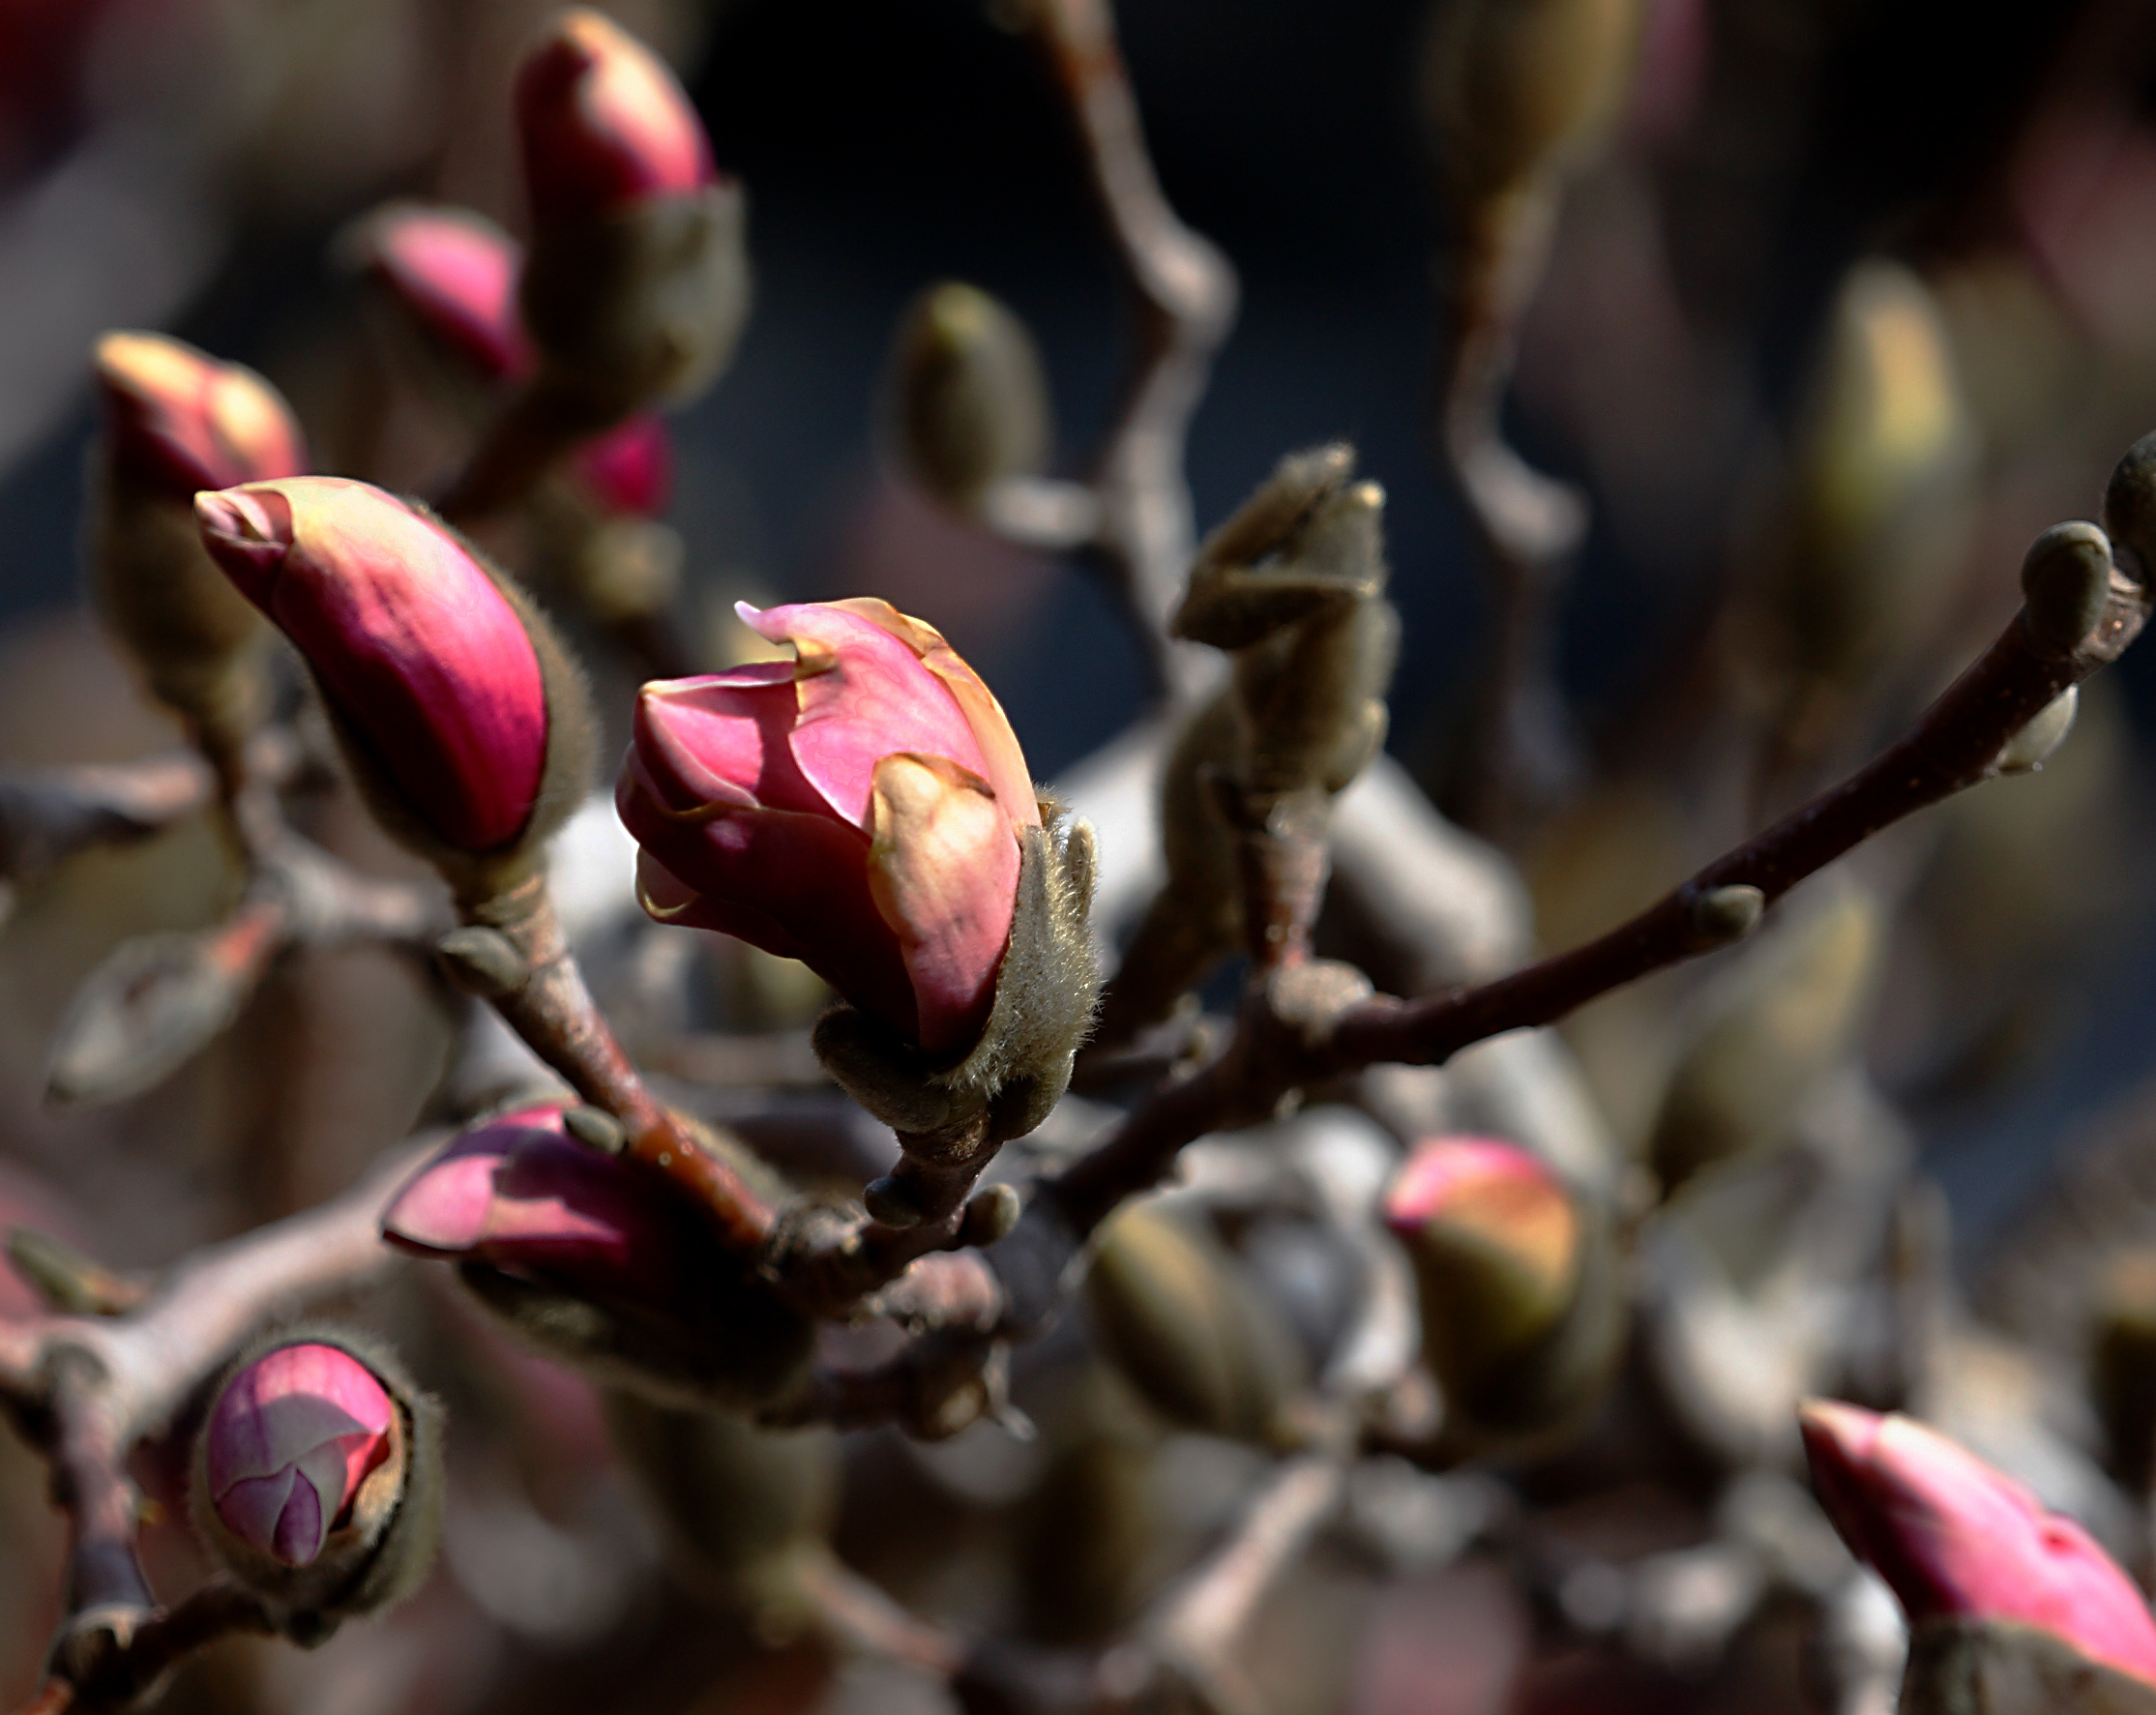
(515, 10, 716, 222)
(736, 601, 990, 828)
(1382, 1137, 1558, 1231)
(96, 332, 307, 496)
(865, 753, 1019, 1056)
(570, 412, 671, 517)
(1801, 1401, 2156, 1687)
(634, 671, 815, 816)
(361, 206, 534, 382)
(197, 477, 548, 853)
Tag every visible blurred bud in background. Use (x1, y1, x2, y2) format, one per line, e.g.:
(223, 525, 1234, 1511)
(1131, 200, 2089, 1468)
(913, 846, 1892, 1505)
(882, 281, 1051, 514)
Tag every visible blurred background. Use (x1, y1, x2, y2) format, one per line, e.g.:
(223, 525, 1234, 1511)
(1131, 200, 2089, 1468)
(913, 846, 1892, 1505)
(12, 0, 2156, 1709)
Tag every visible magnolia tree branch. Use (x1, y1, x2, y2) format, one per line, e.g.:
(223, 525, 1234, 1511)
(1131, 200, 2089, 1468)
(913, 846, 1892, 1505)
(0, 1147, 426, 1710)
(1002, 0, 1237, 700)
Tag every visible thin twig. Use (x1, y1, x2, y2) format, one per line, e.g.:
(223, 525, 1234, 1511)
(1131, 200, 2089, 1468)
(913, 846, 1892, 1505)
(1019, 0, 1238, 700)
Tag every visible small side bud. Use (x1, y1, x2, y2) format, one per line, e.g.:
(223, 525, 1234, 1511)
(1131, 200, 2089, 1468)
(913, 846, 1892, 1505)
(1083, 1201, 1306, 1444)
(961, 1182, 1022, 1246)
(2102, 431, 2156, 584)
(884, 281, 1051, 510)
(1685, 883, 1765, 950)
(862, 1175, 927, 1229)
(2021, 522, 2113, 653)
(1996, 686, 2079, 777)
(190, 1329, 443, 1636)
(562, 1104, 626, 1154)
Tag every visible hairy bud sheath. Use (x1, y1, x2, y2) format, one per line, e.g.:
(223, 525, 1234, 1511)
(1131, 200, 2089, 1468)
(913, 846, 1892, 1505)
(195, 477, 593, 894)
(383, 1104, 812, 1408)
(1801, 1400, 2156, 1693)
(620, 599, 1096, 1136)
(885, 281, 1051, 510)
(513, 10, 749, 415)
(191, 1329, 442, 1634)
(1382, 1136, 1621, 1445)
(89, 332, 307, 754)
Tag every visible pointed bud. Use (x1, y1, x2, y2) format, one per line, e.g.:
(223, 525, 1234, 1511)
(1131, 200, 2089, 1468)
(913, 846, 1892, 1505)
(515, 9, 716, 222)
(1800, 1400, 2156, 1690)
(1083, 1201, 1306, 1443)
(2021, 522, 2114, 654)
(382, 1107, 813, 1408)
(1383, 1137, 1618, 1440)
(885, 281, 1050, 510)
(95, 332, 307, 497)
(191, 1328, 442, 1629)
(350, 204, 535, 383)
(514, 13, 748, 418)
(194, 477, 592, 886)
(89, 333, 307, 750)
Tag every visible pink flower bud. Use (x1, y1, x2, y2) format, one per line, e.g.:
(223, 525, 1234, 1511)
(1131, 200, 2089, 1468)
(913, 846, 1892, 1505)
(1800, 1399, 2156, 1687)
(617, 599, 1039, 1057)
(204, 1343, 396, 1568)
(356, 206, 535, 382)
(193, 477, 548, 853)
(95, 332, 307, 497)
(381, 1104, 688, 1305)
(515, 9, 717, 223)
(568, 411, 672, 517)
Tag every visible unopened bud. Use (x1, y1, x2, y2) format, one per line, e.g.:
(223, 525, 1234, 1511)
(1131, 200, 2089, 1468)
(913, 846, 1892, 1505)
(2022, 523, 2113, 654)
(1800, 1400, 2156, 1692)
(349, 204, 534, 384)
(1383, 1137, 1619, 1441)
(383, 1106, 812, 1408)
(1421, 0, 1641, 207)
(885, 281, 1050, 509)
(1650, 887, 1881, 1192)
(191, 1329, 442, 1632)
(1996, 686, 2079, 776)
(603, 1390, 839, 1621)
(196, 478, 594, 896)
(1686, 883, 1765, 949)
(1901, 1618, 2156, 1715)
(2102, 431, 2156, 586)
(516, 9, 715, 222)
(1083, 1201, 1305, 1443)
(90, 333, 307, 753)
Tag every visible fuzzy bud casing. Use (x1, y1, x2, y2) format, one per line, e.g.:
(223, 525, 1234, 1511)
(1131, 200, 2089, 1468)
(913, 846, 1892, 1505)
(195, 477, 594, 896)
(190, 1327, 443, 1636)
(885, 281, 1050, 509)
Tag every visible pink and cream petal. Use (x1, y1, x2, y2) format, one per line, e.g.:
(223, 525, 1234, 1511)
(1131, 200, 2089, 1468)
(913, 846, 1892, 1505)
(866, 752, 1020, 1057)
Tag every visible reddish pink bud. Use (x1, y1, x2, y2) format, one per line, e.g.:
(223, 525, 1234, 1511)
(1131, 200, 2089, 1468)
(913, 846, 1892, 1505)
(618, 599, 1038, 1057)
(1801, 1400, 2156, 1687)
(95, 332, 307, 496)
(381, 1104, 688, 1305)
(204, 1343, 396, 1568)
(194, 477, 548, 853)
(515, 9, 717, 222)
(569, 411, 672, 517)
(357, 206, 535, 382)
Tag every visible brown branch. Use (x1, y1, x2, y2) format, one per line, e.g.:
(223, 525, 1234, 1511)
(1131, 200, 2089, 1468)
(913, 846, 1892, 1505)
(796, 1556, 966, 1678)
(1024, 566, 2144, 1262)
(0, 1147, 423, 1707)
(1022, 0, 1238, 699)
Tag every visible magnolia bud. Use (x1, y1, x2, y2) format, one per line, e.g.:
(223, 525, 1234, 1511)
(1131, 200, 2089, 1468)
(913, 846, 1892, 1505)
(1801, 1402, 2156, 1696)
(620, 599, 1096, 1138)
(1649, 885, 1881, 1193)
(1421, 0, 1641, 209)
(602, 1390, 839, 1622)
(1901, 1618, 2156, 1715)
(885, 281, 1051, 510)
(194, 477, 594, 896)
(2102, 431, 2156, 584)
(2022, 522, 2114, 654)
(89, 332, 308, 759)
(190, 1329, 443, 1635)
(515, 11, 749, 415)
(1083, 1201, 1306, 1444)
(1382, 1137, 1621, 1445)
(1778, 261, 1976, 688)
(382, 1105, 813, 1409)
(350, 204, 534, 385)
